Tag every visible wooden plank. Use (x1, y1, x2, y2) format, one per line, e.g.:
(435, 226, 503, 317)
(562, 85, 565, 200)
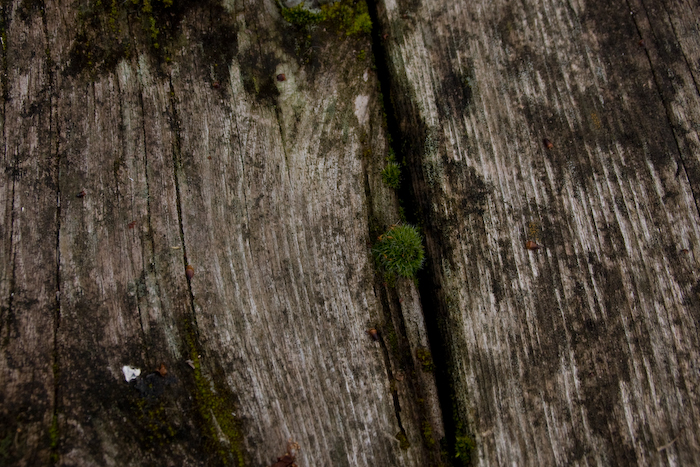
(169, 2, 440, 465)
(0, 2, 56, 465)
(44, 2, 206, 465)
(377, 0, 700, 464)
(0, 0, 447, 465)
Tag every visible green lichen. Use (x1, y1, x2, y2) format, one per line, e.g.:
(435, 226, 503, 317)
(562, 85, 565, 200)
(48, 414, 59, 464)
(422, 421, 436, 449)
(321, 0, 372, 36)
(454, 432, 475, 465)
(395, 431, 410, 450)
(135, 394, 178, 446)
(416, 347, 434, 373)
(280, 0, 372, 37)
(280, 2, 323, 27)
(184, 323, 245, 466)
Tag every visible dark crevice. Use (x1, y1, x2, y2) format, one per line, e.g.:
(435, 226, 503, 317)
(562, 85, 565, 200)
(0, 0, 13, 350)
(126, 14, 151, 346)
(40, 0, 61, 462)
(135, 75, 153, 344)
(366, 1, 464, 464)
(370, 264, 409, 442)
(168, 74, 245, 467)
(0, 2, 6, 101)
(166, 76, 196, 316)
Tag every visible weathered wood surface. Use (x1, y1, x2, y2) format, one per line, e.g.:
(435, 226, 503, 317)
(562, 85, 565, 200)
(376, 0, 700, 465)
(1, 0, 445, 466)
(4, 0, 700, 465)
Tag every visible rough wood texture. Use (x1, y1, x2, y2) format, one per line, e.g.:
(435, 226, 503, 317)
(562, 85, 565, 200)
(376, 0, 700, 464)
(4, 0, 700, 465)
(1, 0, 444, 466)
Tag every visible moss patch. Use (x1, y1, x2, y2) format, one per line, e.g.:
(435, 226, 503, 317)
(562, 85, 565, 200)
(66, 0, 237, 78)
(48, 414, 59, 465)
(280, 0, 372, 36)
(381, 161, 401, 189)
(421, 420, 435, 449)
(280, 2, 323, 27)
(320, 0, 372, 36)
(373, 224, 425, 279)
(183, 321, 245, 466)
(454, 432, 475, 465)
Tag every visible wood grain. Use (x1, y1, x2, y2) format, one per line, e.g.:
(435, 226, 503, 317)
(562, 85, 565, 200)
(0, 3, 56, 465)
(2, 0, 445, 465)
(4, 0, 699, 465)
(376, 0, 700, 464)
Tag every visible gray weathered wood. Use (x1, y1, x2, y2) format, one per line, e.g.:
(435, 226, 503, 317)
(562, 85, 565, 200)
(0, 3, 56, 465)
(2, 0, 445, 466)
(376, 0, 700, 464)
(4, 0, 700, 465)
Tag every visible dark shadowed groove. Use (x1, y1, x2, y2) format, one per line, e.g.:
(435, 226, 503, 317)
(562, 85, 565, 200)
(0, 1, 6, 100)
(113, 66, 147, 340)
(366, 1, 462, 464)
(166, 76, 195, 313)
(123, 16, 155, 347)
(167, 72, 245, 467)
(40, 0, 61, 462)
(360, 154, 410, 445)
(627, 0, 700, 219)
(0, 0, 14, 349)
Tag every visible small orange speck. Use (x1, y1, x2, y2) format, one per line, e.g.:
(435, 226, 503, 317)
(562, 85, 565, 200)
(186, 265, 194, 280)
(525, 240, 541, 250)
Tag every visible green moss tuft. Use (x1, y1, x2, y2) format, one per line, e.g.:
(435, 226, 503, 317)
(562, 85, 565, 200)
(454, 432, 476, 465)
(381, 161, 401, 189)
(373, 224, 425, 279)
